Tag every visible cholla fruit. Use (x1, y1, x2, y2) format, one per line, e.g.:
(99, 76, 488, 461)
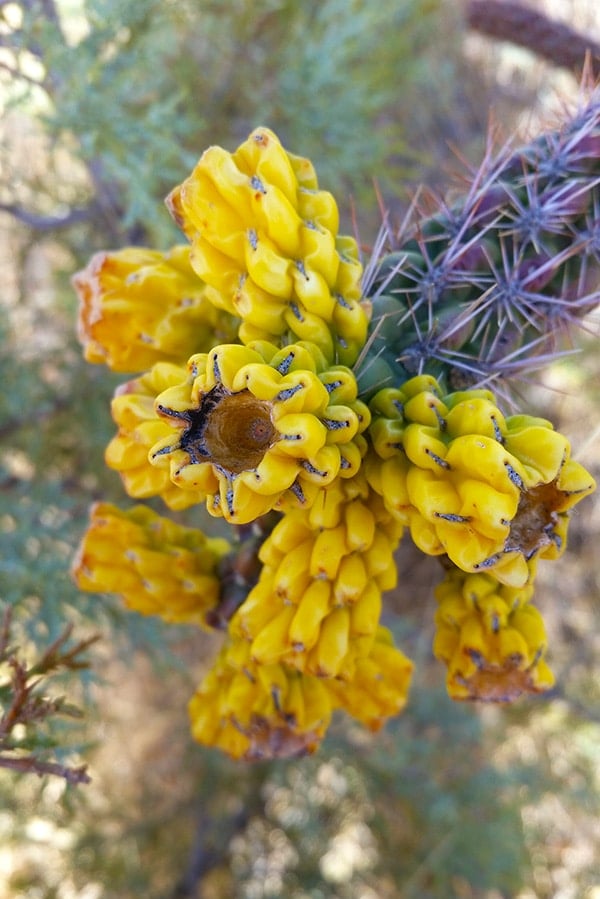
(149, 341, 370, 524)
(230, 472, 402, 679)
(188, 638, 332, 761)
(325, 626, 413, 729)
(366, 375, 595, 586)
(166, 126, 368, 363)
(188, 627, 413, 760)
(72, 503, 230, 627)
(433, 565, 554, 701)
(105, 362, 204, 510)
(74, 245, 237, 373)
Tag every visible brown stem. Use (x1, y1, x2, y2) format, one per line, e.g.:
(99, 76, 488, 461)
(0, 607, 12, 659)
(30, 628, 100, 676)
(0, 59, 45, 87)
(466, 0, 600, 78)
(0, 659, 31, 739)
(2, 4, 141, 245)
(0, 202, 95, 232)
(170, 766, 265, 898)
(0, 753, 90, 784)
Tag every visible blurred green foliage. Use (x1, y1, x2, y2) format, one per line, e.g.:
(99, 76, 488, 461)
(5, 0, 443, 250)
(1, 0, 599, 897)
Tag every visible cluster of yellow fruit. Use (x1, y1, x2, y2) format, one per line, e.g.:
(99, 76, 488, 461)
(72, 128, 595, 759)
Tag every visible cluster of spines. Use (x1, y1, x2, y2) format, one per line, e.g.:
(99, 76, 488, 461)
(359, 94, 600, 397)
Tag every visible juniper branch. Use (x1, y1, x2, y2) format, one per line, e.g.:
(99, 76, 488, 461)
(0, 610, 98, 785)
(30, 626, 100, 676)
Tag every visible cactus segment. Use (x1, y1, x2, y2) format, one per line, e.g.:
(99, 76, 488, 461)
(362, 95, 600, 392)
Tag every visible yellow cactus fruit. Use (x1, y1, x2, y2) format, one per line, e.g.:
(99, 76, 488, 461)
(165, 127, 368, 363)
(148, 341, 368, 524)
(71, 502, 230, 627)
(325, 627, 413, 730)
(105, 362, 203, 510)
(230, 471, 402, 678)
(433, 565, 555, 702)
(188, 638, 332, 760)
(74, 244, 238, 372)
(367, 377, 596, 586)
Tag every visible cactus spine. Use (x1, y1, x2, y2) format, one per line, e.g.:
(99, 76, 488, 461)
(359, 93, 600, 397)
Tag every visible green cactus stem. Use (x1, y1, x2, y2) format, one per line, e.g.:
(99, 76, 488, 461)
(358, 92, 600, 398)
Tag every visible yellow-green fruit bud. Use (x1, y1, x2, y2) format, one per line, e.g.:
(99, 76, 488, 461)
(166, 127, 368, 363)
(367, 377, 596, 586)
(230, 471, 402, 678)
(74, 244, 238, 373)
(433, 565, 554, 701)
(149, 341, 366, 524)
(105, 363, 203, 510)
(188, 638, 332, 760)
(325, 626, 413, 730)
